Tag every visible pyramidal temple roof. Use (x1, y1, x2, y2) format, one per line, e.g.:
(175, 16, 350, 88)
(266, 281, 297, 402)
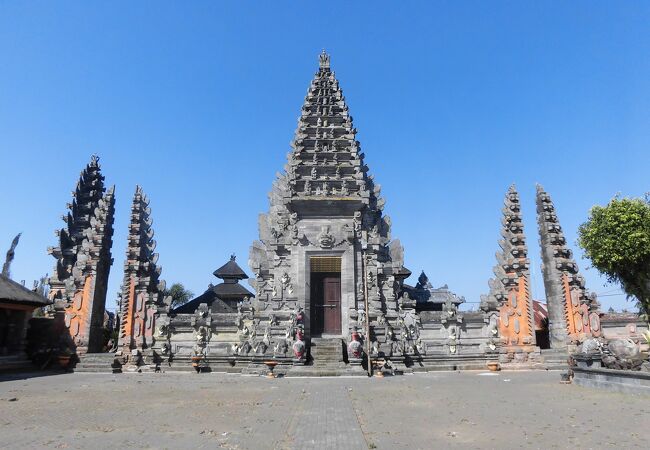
(282, 51, 383, 211)
(174, 255, 253, 314)
(213, 254, 248, 280)
(0, 274, 50, 307)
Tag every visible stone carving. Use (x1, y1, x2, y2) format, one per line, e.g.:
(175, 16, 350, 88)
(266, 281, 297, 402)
(317, 225, 335, 248)
(47, 155, 115, 354)
(441, 297, 463, 354)
(341, 180, 349, 196)
(193, 325, 210, 358)
(191, 303, 212, 361)
(578, 337, 603, 355)
(536, 184, 601, 349)
(2, 233, 21, 278)
(574, 337, 648, 372)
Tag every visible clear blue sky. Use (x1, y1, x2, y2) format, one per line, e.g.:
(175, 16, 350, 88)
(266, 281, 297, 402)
(1, 2, 648, 313)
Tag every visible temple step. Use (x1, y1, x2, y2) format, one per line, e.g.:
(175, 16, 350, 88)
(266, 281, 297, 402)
(280, 338, 366, 376)
(74, 353, 121, 373)
(0, 354, 34, 373)
(285, 364, 366, 377)
(412, 353, 499, 372)
(310, 338, 344, 366)
(540, 349, 570, 370)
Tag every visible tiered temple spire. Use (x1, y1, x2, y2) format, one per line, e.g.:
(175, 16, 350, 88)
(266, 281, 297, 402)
(47, 155, 115, 354)
(536, 184, 601, 349)
(483, 185, 538, 364)
(118, 186, 170, 364)
(285, 49, 382, 210)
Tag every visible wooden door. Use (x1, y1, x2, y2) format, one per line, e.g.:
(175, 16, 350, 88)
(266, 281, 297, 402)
(322, 276, 341, 334)
(310, 272, 341, 335)
(311, 274, 325, 335)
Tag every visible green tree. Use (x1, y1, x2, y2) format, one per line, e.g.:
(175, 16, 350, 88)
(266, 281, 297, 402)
(163, 283, 194, 309)
(578, 196, 650, 319)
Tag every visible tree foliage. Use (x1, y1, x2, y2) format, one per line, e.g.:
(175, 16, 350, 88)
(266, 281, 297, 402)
(578, 196, 650, 318)
(163, 283, 194, 308)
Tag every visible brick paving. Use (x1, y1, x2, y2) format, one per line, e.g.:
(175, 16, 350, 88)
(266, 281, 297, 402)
(0, 371, 648, 449)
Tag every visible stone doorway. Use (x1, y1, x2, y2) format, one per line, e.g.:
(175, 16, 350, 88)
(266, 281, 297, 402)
(310, 257, 342, 336)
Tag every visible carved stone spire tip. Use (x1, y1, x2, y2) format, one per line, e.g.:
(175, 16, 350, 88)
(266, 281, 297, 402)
(319, 49, 330, 69)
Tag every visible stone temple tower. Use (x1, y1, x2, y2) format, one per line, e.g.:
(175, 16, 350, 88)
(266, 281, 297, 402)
(48, 155, 115, 354)
(249, 51, 412, 362)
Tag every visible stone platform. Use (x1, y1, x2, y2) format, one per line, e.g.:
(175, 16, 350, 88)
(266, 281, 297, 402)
(74, 353, 121, 373)
(572, 366, 650, 396)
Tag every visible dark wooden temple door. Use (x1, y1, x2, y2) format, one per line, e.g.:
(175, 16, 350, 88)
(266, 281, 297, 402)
(310, 273, 341, 335)
(322, 276, 341, 334)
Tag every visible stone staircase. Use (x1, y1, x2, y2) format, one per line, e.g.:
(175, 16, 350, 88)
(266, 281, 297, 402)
(311, 338, 345, 367)
(74, 353, 121, 373)
(541, 348, 569, 370)
(0, 354, 34, 373)
(286, 338, 366, 377)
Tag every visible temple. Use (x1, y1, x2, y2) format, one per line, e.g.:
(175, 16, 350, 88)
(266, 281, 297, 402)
(47, 155, 115, 354)
(15, 51, 638, 377)
(246, 49, 415, 373)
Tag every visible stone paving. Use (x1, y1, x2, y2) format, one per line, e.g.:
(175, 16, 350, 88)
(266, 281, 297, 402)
(0, 370, 648, 449)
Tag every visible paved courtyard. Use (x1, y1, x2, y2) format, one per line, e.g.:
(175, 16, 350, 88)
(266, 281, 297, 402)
(0, 370, 648, 449)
